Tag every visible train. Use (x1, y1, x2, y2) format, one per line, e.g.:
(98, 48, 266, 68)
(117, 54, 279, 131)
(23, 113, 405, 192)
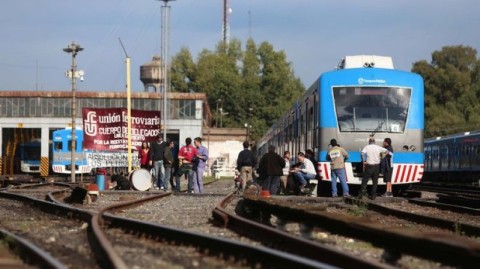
(51, 128, 92, 174)
(51, 128, 141, 175)
(18, 139, 41, 173)
(256, 55, 424, 187)
(424, 131, 480, 182)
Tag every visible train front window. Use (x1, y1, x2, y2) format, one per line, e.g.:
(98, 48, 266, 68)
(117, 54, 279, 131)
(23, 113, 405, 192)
(54, 142, 62, 151)
(333, 86, 411, 133)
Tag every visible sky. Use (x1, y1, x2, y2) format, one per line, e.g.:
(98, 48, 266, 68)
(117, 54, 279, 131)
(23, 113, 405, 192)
(0, 0, 479, 92)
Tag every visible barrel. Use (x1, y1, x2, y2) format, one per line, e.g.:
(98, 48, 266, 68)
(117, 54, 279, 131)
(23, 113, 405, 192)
(96, 174, 105, 190)
(129, 169, 153, 191)
(96, 168, 108, 190)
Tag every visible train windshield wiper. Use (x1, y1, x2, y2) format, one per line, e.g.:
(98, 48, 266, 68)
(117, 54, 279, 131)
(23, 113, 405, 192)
(370, 120, 385, 137)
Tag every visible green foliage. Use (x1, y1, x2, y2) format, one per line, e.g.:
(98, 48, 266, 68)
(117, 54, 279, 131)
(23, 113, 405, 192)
(170, 39, 305, 141)
(412, 45, 480, 137)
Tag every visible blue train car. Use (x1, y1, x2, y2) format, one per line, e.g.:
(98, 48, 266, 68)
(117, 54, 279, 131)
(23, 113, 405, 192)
(424, 131, 480, 182)
(52, 128, 91, 174)
(18, 139, 41, 173)
(257, 55, 424, 186)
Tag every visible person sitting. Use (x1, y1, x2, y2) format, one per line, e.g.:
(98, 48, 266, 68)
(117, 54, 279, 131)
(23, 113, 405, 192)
(291, 152, 317, 194)
(111, 174, 131, 190)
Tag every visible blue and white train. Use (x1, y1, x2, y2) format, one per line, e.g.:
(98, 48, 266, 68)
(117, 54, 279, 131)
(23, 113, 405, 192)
(257, 55, 424, 186)
(18, 139, 41, 173)
(52, 128, 92, 174)
(425, 131, 480, 182)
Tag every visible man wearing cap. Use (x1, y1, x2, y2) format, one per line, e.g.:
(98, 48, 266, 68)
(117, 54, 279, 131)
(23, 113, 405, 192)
(327, 139, 350, 197)
(359, 137, 388, 200)
(149, 134, 166, 190)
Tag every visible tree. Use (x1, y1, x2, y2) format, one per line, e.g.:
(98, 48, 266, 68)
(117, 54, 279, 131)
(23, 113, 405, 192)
(170, 39, 305, 141)
(170, 47, 196, 93)
(412, 45, 480, 137)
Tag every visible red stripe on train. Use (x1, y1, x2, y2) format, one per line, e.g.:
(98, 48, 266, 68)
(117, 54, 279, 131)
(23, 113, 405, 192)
(400, 165, 407, 183)
(394, 165, 402, 183)
(412, 165, 418, 182)
(405, 165, 413, 183)
(324, 163, 330, 180)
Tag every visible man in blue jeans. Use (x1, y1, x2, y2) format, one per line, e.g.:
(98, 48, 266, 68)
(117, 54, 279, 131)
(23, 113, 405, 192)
(292, 152, 317, 193)
(326, 139, 350, 197)
(149, 134, 166, 190)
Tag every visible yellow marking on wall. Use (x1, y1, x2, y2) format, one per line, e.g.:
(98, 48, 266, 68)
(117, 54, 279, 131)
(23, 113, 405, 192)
(0, 157, 3, 175)
(41, 156, 49, 177)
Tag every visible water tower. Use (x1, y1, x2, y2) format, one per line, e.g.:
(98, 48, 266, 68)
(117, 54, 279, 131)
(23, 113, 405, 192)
(140, 55, 164, 92)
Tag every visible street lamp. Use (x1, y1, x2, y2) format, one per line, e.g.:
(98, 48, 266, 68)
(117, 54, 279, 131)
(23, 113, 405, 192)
(219, 107, 229, 128)
(63, 42, 83, 183)
(215, 98, 222, 128)
(244, 123, 252, 142)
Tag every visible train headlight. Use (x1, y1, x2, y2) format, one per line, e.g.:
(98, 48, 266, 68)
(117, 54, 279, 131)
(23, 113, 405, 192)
(409, 145, 416, 152)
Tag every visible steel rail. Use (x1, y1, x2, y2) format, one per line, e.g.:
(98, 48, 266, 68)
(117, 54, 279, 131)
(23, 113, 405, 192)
(410, 184, 480, 196)
(0, 228, 67, 269)
(436, 193, 480, 208)
(407, 197, 480, 215)
(0, 191, 126, 269)
(212, 193, 392, 269)
(96, 190, 335, 268)
(242, 195, 480, 268)
(10, 182, 74, 190)
(346, 198, 480, 237)
(102, 212, 335, 269)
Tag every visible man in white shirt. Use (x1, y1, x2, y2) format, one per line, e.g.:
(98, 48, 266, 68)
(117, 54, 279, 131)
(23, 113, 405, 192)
(292, 152, 317, 193)
(359, 137, 388, 200)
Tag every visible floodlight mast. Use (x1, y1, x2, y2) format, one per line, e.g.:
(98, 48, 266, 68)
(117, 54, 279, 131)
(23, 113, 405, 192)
(63, 42, 83, 183)
(158, 0, 175, 141)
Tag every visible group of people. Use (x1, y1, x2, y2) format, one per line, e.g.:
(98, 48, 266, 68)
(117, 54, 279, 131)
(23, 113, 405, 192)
(236, 136, 395, 199)
(236, 142, 321, 196)
(139, 134, 209, 193)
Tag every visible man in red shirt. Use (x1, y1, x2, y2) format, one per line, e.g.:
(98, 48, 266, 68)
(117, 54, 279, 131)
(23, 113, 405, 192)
(175, 137, 198, 192)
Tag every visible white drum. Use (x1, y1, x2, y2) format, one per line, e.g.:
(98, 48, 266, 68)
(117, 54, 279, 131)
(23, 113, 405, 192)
(129, 169, 152, 191)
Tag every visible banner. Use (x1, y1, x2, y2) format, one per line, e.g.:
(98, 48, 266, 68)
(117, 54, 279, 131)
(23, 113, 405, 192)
(82, 108, 161, 151)
(86, 152, 140, 168)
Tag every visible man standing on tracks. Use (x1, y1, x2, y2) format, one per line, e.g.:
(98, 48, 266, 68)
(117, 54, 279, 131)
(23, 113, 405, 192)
(236, 141, 256, 192)
(175, 137, 198, 193)
(327, 139, 350, 197)
(149, 134, 166, 190)
(163, 139, 175, 191)
(193, 137, 208, 194)
(258, 145, 285, 195)
(359, 137, 388, 200)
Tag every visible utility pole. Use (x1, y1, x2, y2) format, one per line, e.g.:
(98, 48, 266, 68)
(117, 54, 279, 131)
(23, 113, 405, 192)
(63, 42, 83, 183)
(119, 38, 133, 173)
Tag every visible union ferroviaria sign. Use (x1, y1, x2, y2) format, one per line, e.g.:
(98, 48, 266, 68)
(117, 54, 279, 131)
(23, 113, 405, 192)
(82, 108, 160, 151)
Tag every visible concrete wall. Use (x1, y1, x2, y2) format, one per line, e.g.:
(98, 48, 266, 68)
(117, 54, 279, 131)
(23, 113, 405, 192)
(203, 128, 248, 177)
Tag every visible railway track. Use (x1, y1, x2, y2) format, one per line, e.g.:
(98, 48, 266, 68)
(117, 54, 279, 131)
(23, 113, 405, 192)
(408, 182, 480, 209)
(344, 197, 480, 238)
(0, 192, 100, 268)
(97, 182, 332, 268)
(213, 193, 392, 269)
(0, 227, 64, 269)
(1, 180, 338, 268)
(237, 194, 480, 268)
